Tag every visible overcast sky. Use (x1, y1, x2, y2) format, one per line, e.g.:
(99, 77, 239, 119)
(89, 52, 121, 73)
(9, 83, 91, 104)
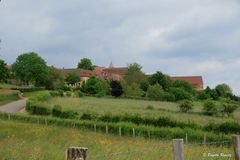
(0, 0, 240, 94)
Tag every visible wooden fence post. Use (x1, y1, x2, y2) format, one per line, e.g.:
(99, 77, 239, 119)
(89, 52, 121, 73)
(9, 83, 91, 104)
(233, 135, 240, 160)
(119, 127, 122, 137)
(106, 125, 108, 134)
(203, 134, 207, 146)
(94, 124, 96, 133)
(148, 130, 151, 139)
(185, 133, 188, 145)
(8, 114, 11, 120)
(173, 139, 184, 160)
(45, 118, 47, 126)
(65, 147, 88, 160)
(132, 128, 135, 137)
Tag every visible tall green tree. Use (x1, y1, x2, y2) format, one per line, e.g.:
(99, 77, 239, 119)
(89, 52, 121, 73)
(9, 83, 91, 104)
(124, 63, 146, 85)
(173, 80, 194, 93)
(0, 59, 9, 83)
(77, 58, 94, 70)
(45, 67, 65, 90)
(215, 83, 232, 97)
(148, 71, 172, 91)
(12, 52, 49, 86)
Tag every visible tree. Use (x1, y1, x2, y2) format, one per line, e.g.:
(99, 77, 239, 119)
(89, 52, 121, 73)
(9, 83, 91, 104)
(124, 63, 146, 85)
(148, 71, 172, 91)
(84, 76, 103, 95)
(215, 84, 232, 98)
(146, 84, 164, 100)
(140, 79, 150, 92)
(65, 73, 80, 85)
(122, 81, 144, 97)
(12, 52, 49, 86)
(173, 80, 194, 93)
(111, 80, 123, 97)
(77, 58, 94, 70)
(0, 59, 9, 83)
(45, 67, 65, 90)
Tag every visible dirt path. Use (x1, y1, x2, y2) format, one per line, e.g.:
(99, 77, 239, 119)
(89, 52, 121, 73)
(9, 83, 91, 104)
(0, 99, 27, 113)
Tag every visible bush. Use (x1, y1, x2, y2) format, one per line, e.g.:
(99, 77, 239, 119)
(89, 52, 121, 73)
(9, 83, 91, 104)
(111, 80, 123, 97)
(77, 90, 84, 97)
(60, 110, 79, 119)
(202, 100, 217, 116)
(204, 121, 240, 134)
(169, 88, 192, 101)
(220, 103, 239, 117)
(178, 100, 193, 112)
(65, 91, 72, 97)
(52, 105, 62, 117)
(49, 91, 60, 97)
(162, 92, 175, 102)
(146, 84, 164, 100)
(146, 105, 154, 110)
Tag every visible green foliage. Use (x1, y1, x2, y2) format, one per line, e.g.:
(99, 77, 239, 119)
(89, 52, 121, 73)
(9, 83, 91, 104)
(169, 87, 192, 101)
(173, 80, 194, 93)
(215, 83, 232, 98)
(110, 80, 123, 97)
(148, 71, 172, 91)
(122, 82, 144, 97)
(178, 100, 193, 112)
(65, 73, 80, 85)
(49, 91, 60, 97)
(0, 112, 230, 142)
(220, 103, 239, 117)
(76, 90, 84, 97)
(0, 92, 19, 104)
(196, 91, 210, 100)
(146, 84, 164, 100)
(203, 100, 217, 116)
(12, 52, 49, 86)
(45, 67, 65, 90)
(77, 58, 94, 70)
(84, 77, 103, 95)
(204, 121, 240, 134)
(60, 110, 79, 119)
(146, 105, 154, 110)
(0, 59, 9, 83)
(65, 91, 72, 97)
(162, 92, 176, 102)
(124, 63, 146, 85)
(139, 79, 149, 92)
(52, 105, 62, 117)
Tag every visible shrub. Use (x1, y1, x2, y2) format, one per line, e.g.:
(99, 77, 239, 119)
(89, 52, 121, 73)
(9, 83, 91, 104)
(220, 103, 239, 117)
(111, 80, 123, 97)
(204, 121, 240, 134)
(178, 100, 193, 113)
(80, 113, 98, 120)
(146, 105, 154, 110)
(169, 88, 192, 101)
(65, 91, 72, 97)
(146, 84, 164, 100)
(202, 100, 217, 116)
(49, 91, 60, 97)
(60, 110, 79, 119)
(77, 90, 84, 97)
(52, 105, 62, 117)
(162, 92, 175, 102)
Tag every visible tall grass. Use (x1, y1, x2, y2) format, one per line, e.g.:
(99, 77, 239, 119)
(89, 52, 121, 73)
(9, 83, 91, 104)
(0, 120, 234, 160)
(0, 92, 19, 105)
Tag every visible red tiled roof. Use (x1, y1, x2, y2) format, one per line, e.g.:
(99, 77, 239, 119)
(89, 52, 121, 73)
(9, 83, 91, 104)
(61, 68, 94, 77)
(103, 67, 128, 76)
(170, 76, 203, 89)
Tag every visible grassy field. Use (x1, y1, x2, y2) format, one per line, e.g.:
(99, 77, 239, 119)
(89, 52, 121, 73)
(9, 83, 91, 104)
(0, 120, 234, 160)
(0, 92, 20, 106)
(0, 83, 20, 89)
(41, 97, 240, 125)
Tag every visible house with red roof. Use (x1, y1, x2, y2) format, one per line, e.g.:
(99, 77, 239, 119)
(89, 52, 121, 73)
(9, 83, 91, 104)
(170, 76, 204, 90)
